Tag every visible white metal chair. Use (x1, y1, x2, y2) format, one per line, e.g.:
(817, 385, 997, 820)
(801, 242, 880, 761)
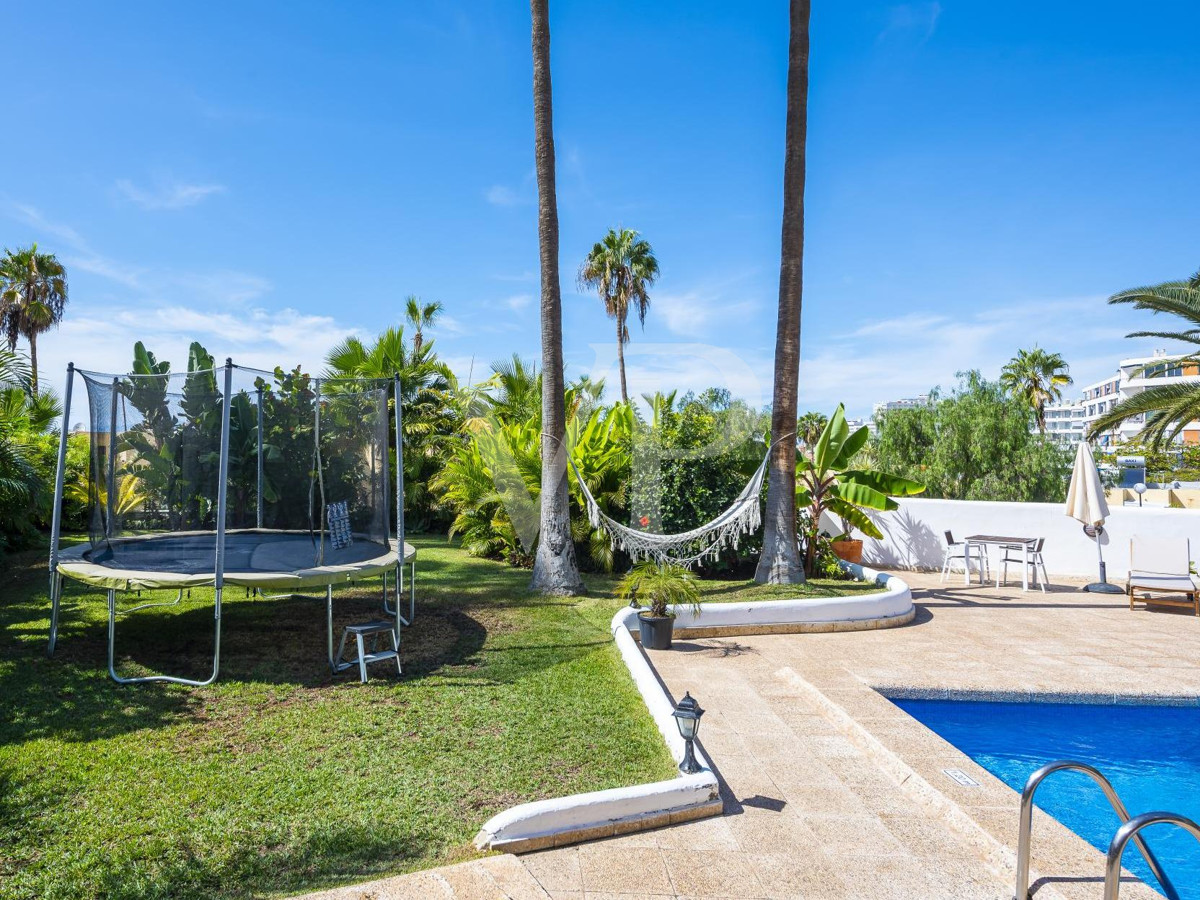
(941, 530, 989, 581)
(1127, 537, 1197, 615)
(999, 538, 1048, 593)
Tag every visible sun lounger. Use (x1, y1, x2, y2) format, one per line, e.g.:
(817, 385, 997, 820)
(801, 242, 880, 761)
(1127, 537, 1198, 616)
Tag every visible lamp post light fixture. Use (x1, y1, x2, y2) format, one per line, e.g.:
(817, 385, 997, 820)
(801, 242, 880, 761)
(672, 692, 705, 774)
(1134, 482, 1147, 507)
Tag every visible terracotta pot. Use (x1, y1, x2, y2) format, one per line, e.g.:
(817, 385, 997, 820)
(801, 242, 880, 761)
(638, 612, 675, 649)
(830, 539, 863, 564)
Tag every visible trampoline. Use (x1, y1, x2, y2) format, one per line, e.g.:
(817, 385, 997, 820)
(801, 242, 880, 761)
(46, 357, 415, 686)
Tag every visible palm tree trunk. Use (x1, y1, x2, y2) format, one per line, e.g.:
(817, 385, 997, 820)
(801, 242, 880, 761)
(28, 331, 39, 398)
(755, 0, 810, 585)
(529, 0, 583, 595)
(616, 314, 628, 403)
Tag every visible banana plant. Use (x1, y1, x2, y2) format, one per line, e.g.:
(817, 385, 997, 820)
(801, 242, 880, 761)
(796, 404, 924, 574)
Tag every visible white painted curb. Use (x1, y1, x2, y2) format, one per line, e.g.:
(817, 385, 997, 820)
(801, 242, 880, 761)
(668, 562, 912, 631)
(474, 566, 911, 851)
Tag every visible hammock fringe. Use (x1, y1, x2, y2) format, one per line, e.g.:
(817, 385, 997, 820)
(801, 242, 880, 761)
(570, 447, 770, 567)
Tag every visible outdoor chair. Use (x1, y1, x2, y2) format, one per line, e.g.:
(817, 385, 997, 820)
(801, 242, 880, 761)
(998, 538, 1048, 593)
(941, 530, 989, 581)
(1127, 537, 1198, 616)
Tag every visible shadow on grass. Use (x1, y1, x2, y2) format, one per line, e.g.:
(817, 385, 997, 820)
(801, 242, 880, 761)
(0, 536, 608, 744)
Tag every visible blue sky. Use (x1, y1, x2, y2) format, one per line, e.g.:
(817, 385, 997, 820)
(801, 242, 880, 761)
(4, 1, 1198, 418)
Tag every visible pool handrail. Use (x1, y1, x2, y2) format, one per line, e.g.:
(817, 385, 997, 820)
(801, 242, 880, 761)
(1015, 759, 1180, 900)
(1104, 812, 1200, 900)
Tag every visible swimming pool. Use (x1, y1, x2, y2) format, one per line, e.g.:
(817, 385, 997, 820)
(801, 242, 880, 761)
(893, 698, 1200, 899)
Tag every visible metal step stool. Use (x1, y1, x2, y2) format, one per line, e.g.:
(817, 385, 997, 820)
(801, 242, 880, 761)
(335, 620, 401, 682)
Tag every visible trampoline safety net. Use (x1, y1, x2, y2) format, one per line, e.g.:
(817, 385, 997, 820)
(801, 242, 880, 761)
(78, 359, 393, 582)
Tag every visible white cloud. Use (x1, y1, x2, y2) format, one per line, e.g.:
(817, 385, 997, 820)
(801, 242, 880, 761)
(878, 2, 942, 44)
(491, 270, 537, 283)
(485, 184, 524, 207)
(40, 305, 361, 400)
(11, 203, 89, 247)
(435, 314, 466, 336)
(115, 177, 226, 211)
(791, 294, 1172, 417)
(653, 290, 759, 339)
(576, 342, 769, 411)
(505, 293, 534, 312)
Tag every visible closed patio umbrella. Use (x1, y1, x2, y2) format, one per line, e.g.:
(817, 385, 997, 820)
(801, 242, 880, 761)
(1065, 442, 1122, 593)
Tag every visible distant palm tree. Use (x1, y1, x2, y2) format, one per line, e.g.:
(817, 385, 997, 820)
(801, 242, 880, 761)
(1089, 268, 1200, 447)
(1000, 347, 1073, 434)
(488, 354, 542, 425)
(528, 0, 582, 594)
(0, 244, 68, 397)
(797, 410, 828, 452)
(755, 0, 810, 585)
(324, 326, 455, 525)
(404, 295, 443, 355)
(578, 228, 659, 402)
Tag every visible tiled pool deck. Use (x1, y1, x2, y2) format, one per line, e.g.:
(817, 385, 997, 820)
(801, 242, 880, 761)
(300, 572, 1199, 899)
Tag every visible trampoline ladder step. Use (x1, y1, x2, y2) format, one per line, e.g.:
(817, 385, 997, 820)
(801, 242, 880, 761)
(336, 620, 401, 683)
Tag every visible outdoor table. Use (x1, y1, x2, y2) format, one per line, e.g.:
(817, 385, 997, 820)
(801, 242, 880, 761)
(963, 534, 1038, 592)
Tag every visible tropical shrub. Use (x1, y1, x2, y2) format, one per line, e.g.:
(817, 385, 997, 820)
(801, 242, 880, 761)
(632, 388, 767, 574)
(324, 326, 458, 531)
(873, 371, 1072, 502)
(0, 348, 64, 552)
(433, 394, 634, 571)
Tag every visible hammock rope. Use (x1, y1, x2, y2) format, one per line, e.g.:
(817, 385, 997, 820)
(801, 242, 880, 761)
(569, 445, 773, 567)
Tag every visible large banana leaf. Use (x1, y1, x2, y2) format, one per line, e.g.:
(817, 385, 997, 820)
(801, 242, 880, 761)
(832, 479, 897, 512)
(839, 469, 926, 498)
(826, 496, 883, 539)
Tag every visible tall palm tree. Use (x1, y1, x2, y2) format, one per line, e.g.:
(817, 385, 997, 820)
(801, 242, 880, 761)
(0, 244, 68, 397)
(528, 0, 582, 595)
(755, 0, 810, 585)
(578, 228, 659, 402)
(404, 295, 443, 355)
(999, 347, 1073, 434)
(1089, 268, 1200, 447)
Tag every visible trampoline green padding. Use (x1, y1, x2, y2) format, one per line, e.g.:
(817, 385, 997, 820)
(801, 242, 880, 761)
(57, 530, 416, 591)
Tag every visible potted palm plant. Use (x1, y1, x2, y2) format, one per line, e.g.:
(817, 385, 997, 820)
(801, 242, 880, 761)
(618, 560, 702, 650)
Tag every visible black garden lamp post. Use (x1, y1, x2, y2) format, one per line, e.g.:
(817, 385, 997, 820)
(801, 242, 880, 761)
(672, 692, 705, 774)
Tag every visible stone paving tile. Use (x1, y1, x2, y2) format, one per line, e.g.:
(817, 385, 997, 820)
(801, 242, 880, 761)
(522, 850, 582, 892)
(660, 849, 766, 898)
(577, 846, 674, 895)
(746, 852, 849, 899)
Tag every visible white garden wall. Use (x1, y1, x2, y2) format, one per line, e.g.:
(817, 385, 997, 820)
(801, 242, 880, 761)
(862, 497, 1200, 578)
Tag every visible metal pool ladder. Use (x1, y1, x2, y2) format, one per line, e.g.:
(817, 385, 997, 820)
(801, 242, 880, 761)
(1014, 759, 1200, 900)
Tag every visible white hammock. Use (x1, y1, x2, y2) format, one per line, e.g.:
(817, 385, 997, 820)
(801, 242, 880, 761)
(570, 447, 771, 566)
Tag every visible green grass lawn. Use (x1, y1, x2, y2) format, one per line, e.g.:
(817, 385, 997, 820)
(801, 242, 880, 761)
(0, 536, 869, 900)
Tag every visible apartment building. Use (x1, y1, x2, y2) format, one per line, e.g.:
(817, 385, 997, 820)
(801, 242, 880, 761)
(1043, 350, 1200, 447)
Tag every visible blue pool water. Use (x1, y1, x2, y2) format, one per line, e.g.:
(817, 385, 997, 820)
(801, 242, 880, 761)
(893, 699, 1200, 898)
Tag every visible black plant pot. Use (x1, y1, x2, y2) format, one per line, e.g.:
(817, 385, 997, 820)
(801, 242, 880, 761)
(638, 612, 675, 650)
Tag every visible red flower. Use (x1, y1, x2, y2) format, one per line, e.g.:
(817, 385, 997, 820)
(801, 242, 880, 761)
(639, 515, 650, 528)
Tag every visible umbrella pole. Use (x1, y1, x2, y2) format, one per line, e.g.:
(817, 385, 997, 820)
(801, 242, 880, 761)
(1086, 528, 1123, 594)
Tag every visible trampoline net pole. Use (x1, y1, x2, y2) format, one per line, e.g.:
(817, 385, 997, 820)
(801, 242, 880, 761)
(313, 378, 325, 566)
(106, 377, 119, 539)
(48, 362, 75, 654)
(214, 359, 234, 589)
(394, 374, 404, 558)
(256, 384, 264, 529)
